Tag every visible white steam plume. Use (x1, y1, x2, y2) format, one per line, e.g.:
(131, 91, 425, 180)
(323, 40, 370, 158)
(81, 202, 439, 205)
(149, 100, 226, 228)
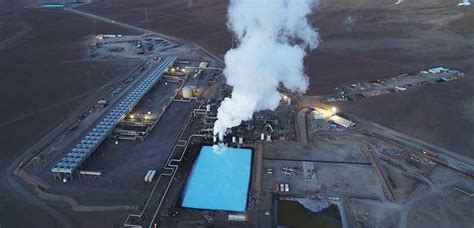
(458, 0, 471, 6)
(214, 0, 320, 139)
(394, 0, 403, 5)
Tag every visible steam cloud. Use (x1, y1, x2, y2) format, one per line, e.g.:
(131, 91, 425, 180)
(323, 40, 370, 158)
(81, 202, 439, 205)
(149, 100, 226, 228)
(213, 0, 320, 139)
(394, 0, 403, 5)
(458, 0, 471, 6)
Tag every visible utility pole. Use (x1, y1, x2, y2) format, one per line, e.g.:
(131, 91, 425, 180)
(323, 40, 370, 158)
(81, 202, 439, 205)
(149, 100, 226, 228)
(144, 8, 149, 22)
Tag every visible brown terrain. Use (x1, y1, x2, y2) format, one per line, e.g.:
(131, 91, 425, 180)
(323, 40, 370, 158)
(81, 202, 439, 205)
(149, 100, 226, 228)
(0, 0, 472, 226)
(76, 0, 474, 157)
(0, 4, 140, 227)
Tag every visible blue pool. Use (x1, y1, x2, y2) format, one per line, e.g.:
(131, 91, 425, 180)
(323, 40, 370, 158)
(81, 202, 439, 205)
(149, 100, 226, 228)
(181, 145, 252, 212)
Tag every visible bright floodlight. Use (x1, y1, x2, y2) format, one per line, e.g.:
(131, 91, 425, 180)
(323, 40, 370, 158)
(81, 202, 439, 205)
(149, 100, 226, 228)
(331, 107, 337, 114)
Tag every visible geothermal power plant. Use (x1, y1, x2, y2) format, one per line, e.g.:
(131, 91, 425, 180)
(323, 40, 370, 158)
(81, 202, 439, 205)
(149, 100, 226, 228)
(1, 0, 473, 227)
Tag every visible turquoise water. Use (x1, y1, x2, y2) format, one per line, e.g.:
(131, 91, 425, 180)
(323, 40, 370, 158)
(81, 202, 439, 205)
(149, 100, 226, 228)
(181, 145, 252, 212)
(40, 3, 65, 8)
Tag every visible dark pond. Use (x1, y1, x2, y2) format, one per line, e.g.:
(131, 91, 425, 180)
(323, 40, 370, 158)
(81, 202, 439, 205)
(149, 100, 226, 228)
(277, 200, 342, 228)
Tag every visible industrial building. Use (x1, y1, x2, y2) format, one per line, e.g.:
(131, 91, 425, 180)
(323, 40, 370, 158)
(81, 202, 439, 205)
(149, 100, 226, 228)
(51, 57, 177, 180)
(329, 115, 356, 128)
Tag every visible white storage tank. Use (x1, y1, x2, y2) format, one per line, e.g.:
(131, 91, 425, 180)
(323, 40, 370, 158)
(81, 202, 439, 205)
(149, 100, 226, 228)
(312, 109, 325, 120)
(182, 86, 193, 98)
(228, 214, 247, 222)
(148, 170, 157, 182)
(144, 170, 152, 183)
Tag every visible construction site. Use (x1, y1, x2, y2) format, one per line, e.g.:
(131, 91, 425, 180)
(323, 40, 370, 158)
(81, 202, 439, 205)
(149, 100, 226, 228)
(1, 0, 474, 228)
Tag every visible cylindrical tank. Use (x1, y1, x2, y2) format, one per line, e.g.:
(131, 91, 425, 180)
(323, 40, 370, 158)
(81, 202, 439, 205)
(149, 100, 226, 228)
(232, 136, 236, 143)
(182, 86, 193, 98)
(238, 137, 243, 144)
(260, 133, 265, 141)
(206, 104, 211, 112)
(228, 214, 247, 222)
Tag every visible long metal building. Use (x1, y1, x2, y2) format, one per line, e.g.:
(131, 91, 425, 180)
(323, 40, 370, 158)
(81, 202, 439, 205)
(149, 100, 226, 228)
(51, 56, 177, 179)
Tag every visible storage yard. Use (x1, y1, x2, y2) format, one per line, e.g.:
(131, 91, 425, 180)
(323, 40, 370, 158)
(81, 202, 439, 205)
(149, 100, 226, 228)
(1, 0, 474, 228)
(325, 67, 465, 102)
(88, 34, 185, 59)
